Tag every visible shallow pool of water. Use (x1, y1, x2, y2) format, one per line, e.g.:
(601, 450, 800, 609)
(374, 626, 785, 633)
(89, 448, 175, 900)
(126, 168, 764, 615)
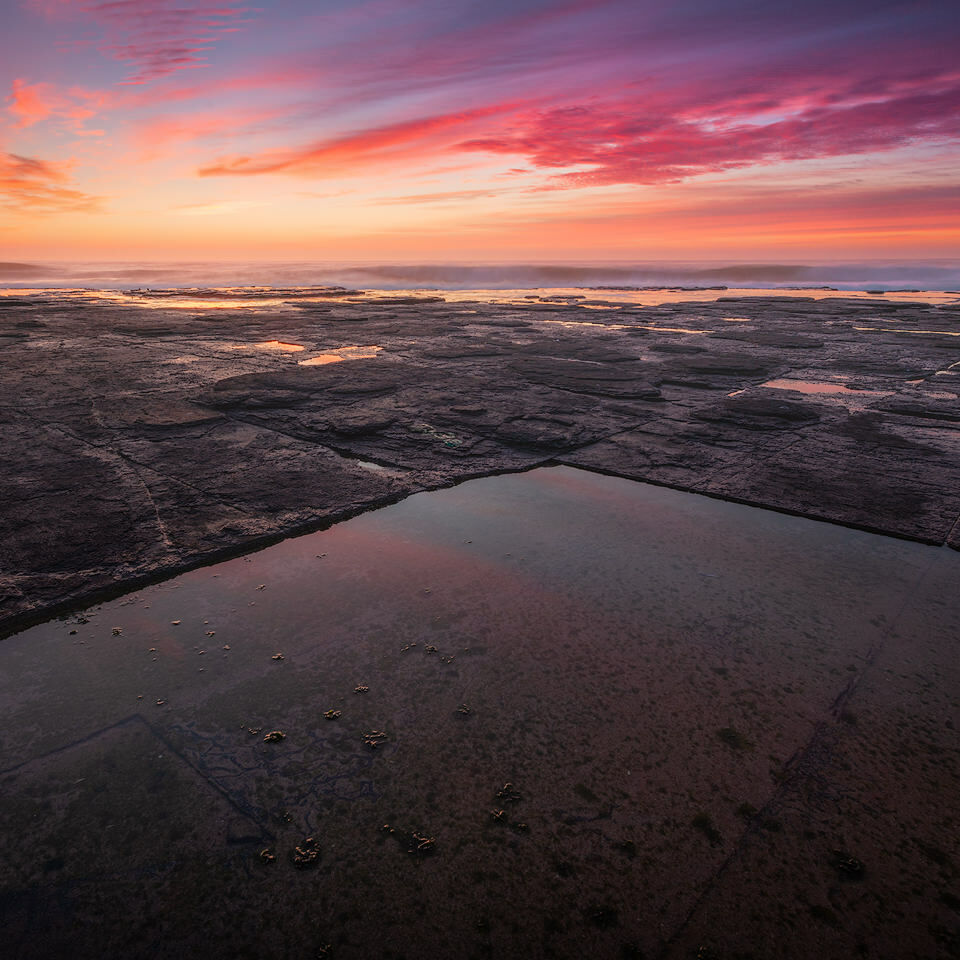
(1, 466, 957, 958)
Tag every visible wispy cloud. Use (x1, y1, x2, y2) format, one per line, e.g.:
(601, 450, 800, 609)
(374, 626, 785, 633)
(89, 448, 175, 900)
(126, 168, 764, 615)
(0, 151, 103, 212)
(380, 188, 501, 204)
(197, 103, 518, 178)
(195, 69, 960, 194)
(29, 0, 251, 84)
(458, 79, 960, 187)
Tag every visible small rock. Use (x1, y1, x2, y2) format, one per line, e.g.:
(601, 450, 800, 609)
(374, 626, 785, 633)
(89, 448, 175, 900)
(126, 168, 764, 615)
(408, 831, 436, 856)
(497, 783, 522, 803)
(833, 850, 865, 878)
(292, 836, 320, 868)
(263, 730, 286, 743)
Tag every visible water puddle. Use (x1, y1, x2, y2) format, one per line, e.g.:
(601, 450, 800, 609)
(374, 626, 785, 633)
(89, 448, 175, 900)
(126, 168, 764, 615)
(854, 326, 960, 337)
(252, 340, 305, 352)
(227, 340, 306, 352)
(649, 325, 711, 334)
(353, 459, 394, 472)
(932, 360, 960, 377)
(1, 467, 958, 955)
(761, 378, 893, 398)
(298, 345, 382, 365)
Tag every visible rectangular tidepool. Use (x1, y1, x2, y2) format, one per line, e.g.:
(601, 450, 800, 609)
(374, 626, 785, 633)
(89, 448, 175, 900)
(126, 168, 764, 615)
(0, 465, 957, 960)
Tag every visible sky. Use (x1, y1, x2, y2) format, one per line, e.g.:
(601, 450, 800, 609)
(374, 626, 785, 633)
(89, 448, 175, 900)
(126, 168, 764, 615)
(1, 0, 959, 262)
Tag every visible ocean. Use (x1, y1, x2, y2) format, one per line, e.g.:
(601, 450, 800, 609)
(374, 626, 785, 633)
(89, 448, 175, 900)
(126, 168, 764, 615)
(1, 258, 959, 293)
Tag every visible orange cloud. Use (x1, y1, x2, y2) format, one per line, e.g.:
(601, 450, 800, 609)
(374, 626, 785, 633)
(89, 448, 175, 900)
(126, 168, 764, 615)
(0, 152, 103, 213)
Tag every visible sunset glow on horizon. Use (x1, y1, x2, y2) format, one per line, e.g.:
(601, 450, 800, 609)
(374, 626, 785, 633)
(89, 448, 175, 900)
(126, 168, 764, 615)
(2, 0, 959, 262)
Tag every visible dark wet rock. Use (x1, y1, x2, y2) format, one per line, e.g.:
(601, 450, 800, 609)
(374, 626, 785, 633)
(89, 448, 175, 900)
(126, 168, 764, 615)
(512, 357, 662, 400)
(649, 343, 707, 354)
(105, 399, 225, 429)
(710, 330, 824, 349)
(422, 342, 508, 359)
(514, 340, 641, 363)
(693, 396, 824, 430)
(201, 362, 404, 408)
(465, 316, 531, 327)
(835, 412, 938, 452)
(874, 399, 960, 422)
(226, 818, 266, 844)
(669, 353, 773, 376)
(1, 292, 959, 632)
(494, 415, 609, 450)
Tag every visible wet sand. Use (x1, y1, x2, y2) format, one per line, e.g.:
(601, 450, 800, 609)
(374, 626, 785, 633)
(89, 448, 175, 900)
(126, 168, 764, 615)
(1, 467, 958, 959)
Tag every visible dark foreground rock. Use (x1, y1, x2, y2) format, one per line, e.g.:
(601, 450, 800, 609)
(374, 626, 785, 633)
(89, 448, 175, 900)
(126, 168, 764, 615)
(1, 291, 958, 633)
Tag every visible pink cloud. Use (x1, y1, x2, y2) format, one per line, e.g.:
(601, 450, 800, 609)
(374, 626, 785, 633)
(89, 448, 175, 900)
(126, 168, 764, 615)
(0, 151, 103, 212)
(195, 65, 960, 192)
(7, 79, 56, 127)
(457, 80, 960, 187)
(5, 78, 99, 130)
(197, 103, 519, 178)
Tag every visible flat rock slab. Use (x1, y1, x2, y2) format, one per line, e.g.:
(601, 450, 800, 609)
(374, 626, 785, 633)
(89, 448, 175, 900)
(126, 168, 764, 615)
(0, 292, 958, 632)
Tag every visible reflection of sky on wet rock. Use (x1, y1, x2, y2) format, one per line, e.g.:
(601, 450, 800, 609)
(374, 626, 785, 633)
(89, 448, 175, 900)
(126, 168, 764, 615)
(299, 346, 382, 366)
(1, 467, 958, 957)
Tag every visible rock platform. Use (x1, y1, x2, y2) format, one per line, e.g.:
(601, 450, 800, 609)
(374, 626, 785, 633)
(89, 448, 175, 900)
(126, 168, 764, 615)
(1, 291, 958, 634)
